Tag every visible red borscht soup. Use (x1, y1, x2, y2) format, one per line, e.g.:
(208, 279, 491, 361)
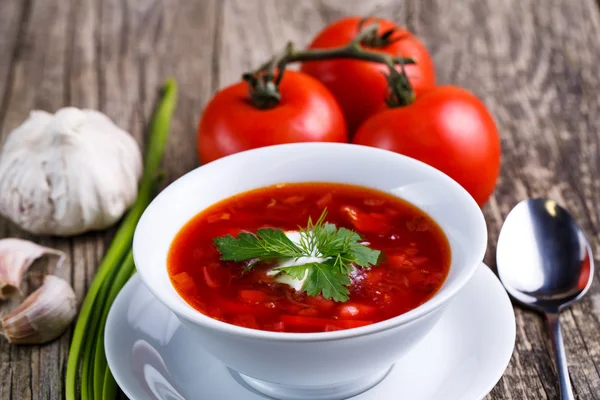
(168, 183, 451, 333)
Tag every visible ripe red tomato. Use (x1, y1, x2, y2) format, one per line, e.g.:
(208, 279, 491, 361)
(300, 17, 435, 135)
(353, 86, 501, 206)
(197, 71, 348, 164)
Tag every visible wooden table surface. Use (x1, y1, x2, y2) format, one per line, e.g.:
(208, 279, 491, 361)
(1, 0, 600, 399)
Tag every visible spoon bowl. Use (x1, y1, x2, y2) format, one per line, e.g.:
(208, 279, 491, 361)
(497, 198, 594, 312)
(496, 198, 594, 400)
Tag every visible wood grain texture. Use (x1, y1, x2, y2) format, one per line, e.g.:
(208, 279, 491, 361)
(0, 0, 599, 399)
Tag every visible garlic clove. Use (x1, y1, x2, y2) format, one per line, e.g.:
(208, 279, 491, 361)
(0, 238, 65, 300)
(1, 275, 77, 344)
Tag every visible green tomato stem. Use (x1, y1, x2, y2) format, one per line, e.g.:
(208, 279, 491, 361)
(243, 23, 416, 109)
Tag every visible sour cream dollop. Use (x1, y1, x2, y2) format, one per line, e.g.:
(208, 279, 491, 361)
(266, 231, 327, 291)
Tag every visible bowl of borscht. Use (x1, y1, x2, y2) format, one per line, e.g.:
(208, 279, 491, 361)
(133, 142, 487, 400)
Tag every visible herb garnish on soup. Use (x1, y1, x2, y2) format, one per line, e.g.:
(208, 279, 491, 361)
(168, 183, 450, 333)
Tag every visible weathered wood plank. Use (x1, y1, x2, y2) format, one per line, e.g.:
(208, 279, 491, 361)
(0, 0, 29, 132)
(0, 5, 29, 400)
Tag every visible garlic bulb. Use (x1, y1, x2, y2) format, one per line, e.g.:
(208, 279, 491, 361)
(0, 107, 142, 236)
(1, 275, 77, 344)
(0, 238, 65, 299)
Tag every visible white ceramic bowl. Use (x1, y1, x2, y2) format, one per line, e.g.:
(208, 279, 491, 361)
(133, 143, 487, 400)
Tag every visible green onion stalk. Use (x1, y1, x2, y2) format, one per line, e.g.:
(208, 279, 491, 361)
(65, 78, 178, 400)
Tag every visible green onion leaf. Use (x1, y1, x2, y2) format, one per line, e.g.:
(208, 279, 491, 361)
(66, 78, 177, 400)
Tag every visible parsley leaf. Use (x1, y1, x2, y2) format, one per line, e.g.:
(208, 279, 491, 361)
(302, 261, 351, 302)
(277, 264, 310, 281)
(214, 228, 303, 261)
(213, 208, 381, 302)
(348, 242, 380, 267)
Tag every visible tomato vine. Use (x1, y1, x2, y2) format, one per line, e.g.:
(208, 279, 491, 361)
(243, 21, 416, 109)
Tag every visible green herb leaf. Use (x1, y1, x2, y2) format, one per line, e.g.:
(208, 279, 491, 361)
(348, 243, 381, 267)
(276, 264, 309, 280)
(302, 261, 351, 302)
(214, 229, 303, 261)
(213, 208, 381, 302)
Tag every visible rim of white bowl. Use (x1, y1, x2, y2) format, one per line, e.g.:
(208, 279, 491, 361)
(133, 143, 488, 342)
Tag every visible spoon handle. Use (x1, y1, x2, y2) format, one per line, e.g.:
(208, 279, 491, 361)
(545, 312, 575, 400)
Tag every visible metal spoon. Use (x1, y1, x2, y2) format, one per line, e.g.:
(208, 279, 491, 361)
(496, 198, 594, 400)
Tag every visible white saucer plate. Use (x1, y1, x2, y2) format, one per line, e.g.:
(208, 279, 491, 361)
(105, 264, 516, 400)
